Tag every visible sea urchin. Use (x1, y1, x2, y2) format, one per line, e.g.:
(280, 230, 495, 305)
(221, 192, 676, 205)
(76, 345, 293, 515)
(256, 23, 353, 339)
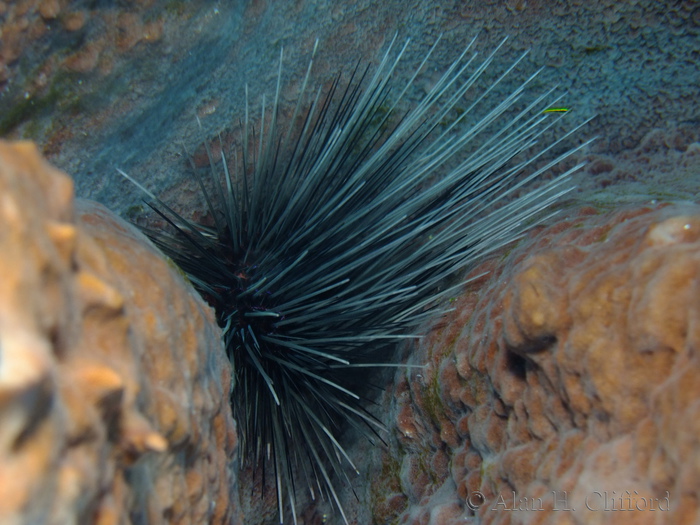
(120, 34, 590, 524)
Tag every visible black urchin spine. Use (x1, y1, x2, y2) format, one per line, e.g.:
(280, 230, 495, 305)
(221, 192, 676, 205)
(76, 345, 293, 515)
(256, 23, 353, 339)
(121, 34, 592, 524)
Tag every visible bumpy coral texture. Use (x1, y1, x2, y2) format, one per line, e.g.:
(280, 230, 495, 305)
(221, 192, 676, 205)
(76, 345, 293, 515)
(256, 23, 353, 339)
(0, 141, 240, 525)
(375, 203, 700, 525)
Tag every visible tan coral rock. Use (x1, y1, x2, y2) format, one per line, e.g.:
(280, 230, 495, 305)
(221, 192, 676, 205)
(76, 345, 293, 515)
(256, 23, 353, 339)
(375, 203, 700, 524)
(0, 140, 241, 524)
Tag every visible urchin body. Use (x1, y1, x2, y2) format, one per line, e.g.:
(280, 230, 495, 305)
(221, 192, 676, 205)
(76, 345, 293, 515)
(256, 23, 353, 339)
(122, 35, 590, 524)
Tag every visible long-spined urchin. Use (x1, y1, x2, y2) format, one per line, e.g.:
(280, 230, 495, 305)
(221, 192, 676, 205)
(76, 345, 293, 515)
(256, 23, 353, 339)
(121, 34, 590, 524)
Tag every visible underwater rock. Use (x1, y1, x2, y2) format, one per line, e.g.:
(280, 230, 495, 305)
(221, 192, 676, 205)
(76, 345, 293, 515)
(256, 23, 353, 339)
(378, 203, 700, 525)
(0, 141, 240, 525)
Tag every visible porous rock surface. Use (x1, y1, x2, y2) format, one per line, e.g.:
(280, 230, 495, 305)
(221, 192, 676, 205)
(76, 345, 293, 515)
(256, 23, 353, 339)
(373, 203, 700, 525)
(0, 140, 240, 525)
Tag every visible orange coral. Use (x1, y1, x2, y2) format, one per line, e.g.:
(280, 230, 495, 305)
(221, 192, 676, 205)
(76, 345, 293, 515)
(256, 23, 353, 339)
(0, 141, 241, 524)
(378, 203, 700, 524)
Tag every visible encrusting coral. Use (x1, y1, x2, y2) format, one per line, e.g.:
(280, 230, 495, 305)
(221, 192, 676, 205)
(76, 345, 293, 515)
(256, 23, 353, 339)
(0, 141, 240, 525)
(376, 203, 700, 525)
